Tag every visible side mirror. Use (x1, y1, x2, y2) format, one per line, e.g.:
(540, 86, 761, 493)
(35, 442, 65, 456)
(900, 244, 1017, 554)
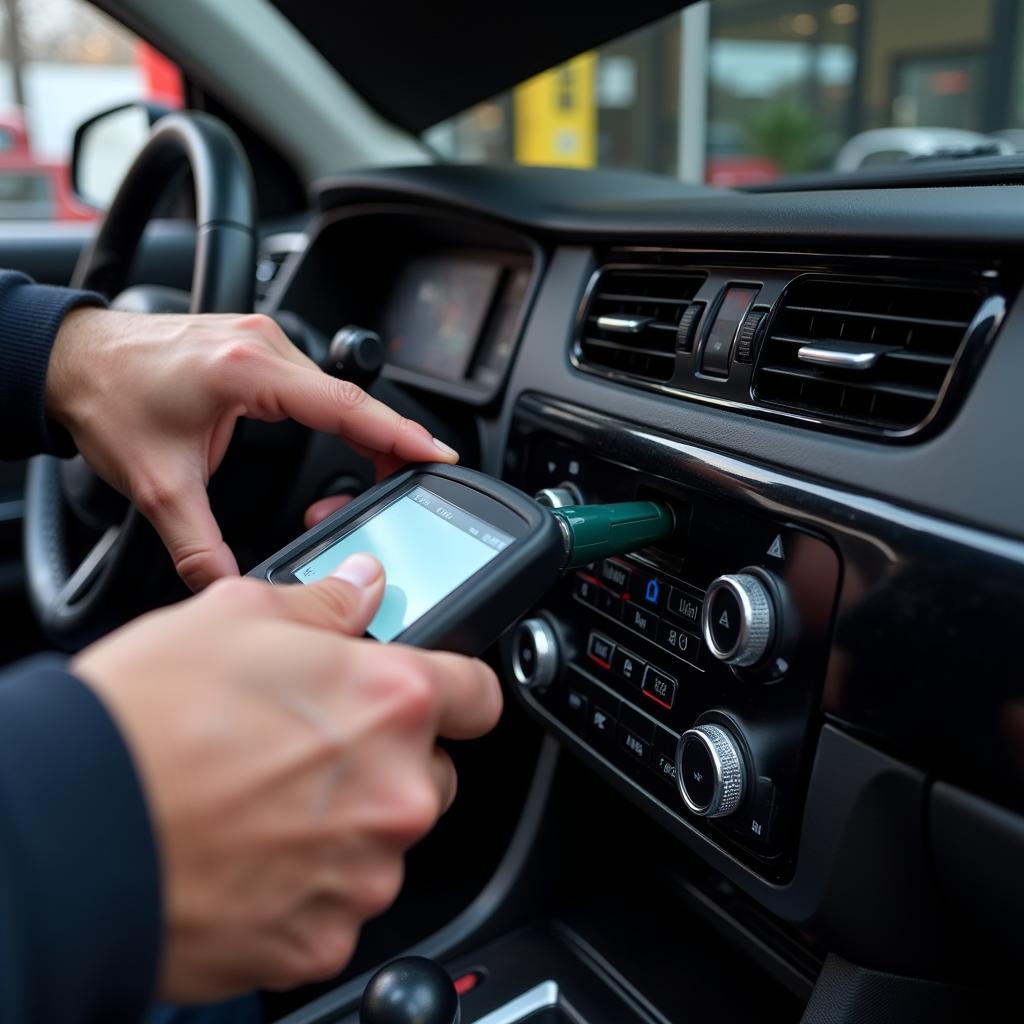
(71, 102, 172, 210)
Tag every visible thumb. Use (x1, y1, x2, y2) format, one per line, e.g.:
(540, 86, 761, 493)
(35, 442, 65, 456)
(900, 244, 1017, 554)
(274, 553, 385, 637)
(134, 473, 239, 591)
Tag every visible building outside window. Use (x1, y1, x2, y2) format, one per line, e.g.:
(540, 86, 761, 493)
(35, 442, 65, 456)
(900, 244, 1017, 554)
(427, 0, 1024, 185)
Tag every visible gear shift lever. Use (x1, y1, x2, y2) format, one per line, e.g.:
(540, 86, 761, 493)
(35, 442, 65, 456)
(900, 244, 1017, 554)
(359, 955, 461, 1024)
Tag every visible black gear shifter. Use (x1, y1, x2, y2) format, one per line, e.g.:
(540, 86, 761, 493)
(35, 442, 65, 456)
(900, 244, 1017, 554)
(359, 956, 461, 1024)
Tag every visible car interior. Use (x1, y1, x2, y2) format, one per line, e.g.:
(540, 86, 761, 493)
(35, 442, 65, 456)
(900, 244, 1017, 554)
(1, 1, 1022, 1021)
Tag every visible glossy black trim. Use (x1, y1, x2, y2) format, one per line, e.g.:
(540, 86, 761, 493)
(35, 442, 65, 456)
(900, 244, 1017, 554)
(512, 394, 1024, 814)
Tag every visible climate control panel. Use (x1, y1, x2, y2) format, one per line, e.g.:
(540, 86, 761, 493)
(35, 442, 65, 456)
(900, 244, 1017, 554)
(502, 420, 841, 879)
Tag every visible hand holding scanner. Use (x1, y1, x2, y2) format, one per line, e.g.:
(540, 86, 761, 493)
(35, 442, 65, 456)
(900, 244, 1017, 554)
(247, 464, 672, 655)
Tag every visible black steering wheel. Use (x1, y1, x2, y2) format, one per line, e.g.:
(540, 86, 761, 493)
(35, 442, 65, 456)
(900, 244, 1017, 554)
(24, 112, 257, 648)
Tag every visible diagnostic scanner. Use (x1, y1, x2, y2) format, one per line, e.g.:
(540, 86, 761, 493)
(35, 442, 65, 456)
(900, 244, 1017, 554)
(248, 464, 673, 655)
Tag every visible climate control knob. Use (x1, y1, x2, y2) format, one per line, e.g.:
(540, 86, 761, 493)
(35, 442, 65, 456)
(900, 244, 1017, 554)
(702, 572, 775, 667)
(676, 722, 747, 818)
(511, 617, 560, 691)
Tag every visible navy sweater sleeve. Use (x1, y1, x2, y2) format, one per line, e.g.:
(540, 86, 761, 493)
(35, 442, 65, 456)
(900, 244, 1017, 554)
(0, 656, 162, 1023)
(0, 270, 107, 460)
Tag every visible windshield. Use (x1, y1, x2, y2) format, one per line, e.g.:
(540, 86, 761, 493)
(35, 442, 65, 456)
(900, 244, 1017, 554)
(426, 0, 1024, 185)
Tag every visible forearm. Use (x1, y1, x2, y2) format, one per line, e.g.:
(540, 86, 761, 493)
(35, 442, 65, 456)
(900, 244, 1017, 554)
(0, 656, 161, 1023)
(0, 271, 106, 460)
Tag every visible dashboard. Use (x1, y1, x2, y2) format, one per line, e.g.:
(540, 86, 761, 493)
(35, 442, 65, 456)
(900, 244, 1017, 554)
(261, 165, 1024, 1004)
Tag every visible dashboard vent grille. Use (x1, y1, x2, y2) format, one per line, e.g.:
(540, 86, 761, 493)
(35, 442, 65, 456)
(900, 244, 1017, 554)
(578, 268, 704, 382)
(753, 277, 983, 433)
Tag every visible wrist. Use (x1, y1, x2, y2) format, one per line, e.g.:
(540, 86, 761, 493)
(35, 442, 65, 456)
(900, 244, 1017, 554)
(45, 305, 109, 432)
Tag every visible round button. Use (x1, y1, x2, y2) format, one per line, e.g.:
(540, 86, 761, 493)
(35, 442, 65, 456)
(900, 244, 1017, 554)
(511, 617, 560, 691)
(676, 722, 747, 818)
(702, 572, 775, 667)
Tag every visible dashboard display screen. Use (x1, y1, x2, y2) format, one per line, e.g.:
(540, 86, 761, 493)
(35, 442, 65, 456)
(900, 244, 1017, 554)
(291, 485, 514, 642)
(383, 257, 501, 380)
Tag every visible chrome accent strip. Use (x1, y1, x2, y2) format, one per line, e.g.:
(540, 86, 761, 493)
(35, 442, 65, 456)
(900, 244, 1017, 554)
(797, 341, 890, 370)
(595, 313, 652, 333)
(470, 981, 560, 1024)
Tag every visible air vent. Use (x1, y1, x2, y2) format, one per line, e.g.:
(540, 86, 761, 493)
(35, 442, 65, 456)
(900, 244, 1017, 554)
(753, 277, 988, 434)
(577, 268, 704, 382)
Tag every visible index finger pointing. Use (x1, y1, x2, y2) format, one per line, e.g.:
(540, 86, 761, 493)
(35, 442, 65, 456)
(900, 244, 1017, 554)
(268, 365, 459, 466)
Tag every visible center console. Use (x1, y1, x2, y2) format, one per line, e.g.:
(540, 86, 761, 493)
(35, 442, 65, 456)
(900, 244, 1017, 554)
(500, 399, 840, 881)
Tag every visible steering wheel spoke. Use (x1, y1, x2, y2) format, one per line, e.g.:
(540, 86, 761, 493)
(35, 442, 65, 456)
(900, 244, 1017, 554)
(55, 525, 123, 612)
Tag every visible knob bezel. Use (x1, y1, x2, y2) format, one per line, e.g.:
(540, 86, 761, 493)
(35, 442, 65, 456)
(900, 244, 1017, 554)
(534, 482, 583, 509)
(511, 616, 559, 691)
(702, 570, 775, 668)
(675, 722, 747, 818)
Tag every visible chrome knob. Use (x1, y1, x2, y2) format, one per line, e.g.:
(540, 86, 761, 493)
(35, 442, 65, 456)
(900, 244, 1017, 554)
(676, 722, 747, 818)
(702, 572, 774, 667)
(534, 484, 582, 509)
(511, 617, 560, 691)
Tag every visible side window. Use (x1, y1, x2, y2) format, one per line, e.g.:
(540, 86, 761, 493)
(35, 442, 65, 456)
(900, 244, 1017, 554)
(0, 0, 182, 221)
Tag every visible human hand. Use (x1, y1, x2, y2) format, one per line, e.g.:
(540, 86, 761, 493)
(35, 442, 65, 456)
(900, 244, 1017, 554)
(45, 308, 458, 590)
(72, 554, 501, 1001)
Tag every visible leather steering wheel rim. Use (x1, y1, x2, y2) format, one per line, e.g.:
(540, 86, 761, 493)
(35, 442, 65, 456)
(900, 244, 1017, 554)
(24, 112, 257, 648)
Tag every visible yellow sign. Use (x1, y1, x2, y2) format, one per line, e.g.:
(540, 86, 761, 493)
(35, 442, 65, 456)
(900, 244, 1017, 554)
(514, 52, 597, 168)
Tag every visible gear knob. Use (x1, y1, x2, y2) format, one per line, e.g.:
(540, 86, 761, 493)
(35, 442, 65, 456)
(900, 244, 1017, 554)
(359, 956, 461, 1024)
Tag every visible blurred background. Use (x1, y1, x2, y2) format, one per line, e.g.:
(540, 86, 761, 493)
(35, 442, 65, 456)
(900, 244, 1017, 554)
(0, 0, 1023, 221)
(428, 0, 1024, 186)
(0, 0, 180, 221)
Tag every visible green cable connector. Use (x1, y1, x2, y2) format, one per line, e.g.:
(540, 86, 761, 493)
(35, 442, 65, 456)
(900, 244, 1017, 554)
(553, 501, 675, 569)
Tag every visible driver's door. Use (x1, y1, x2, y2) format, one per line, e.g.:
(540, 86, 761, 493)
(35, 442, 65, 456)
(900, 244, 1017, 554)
(0, 0, 193, 663)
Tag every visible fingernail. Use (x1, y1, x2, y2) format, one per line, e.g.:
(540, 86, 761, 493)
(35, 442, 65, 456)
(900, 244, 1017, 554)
(432, 437, 459, 460)
(332, 553, 382, 588)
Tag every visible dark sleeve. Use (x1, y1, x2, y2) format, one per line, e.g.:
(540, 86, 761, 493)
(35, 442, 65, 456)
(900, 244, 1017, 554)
(0, 655, 162, 1024)
(0, 270, 107, 460)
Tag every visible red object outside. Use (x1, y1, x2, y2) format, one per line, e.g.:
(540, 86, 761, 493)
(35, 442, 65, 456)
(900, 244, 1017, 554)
(136, 42, 184, 108)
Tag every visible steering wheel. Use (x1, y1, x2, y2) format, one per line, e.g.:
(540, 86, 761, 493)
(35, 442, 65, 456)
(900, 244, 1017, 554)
(24, 112, 257, 648)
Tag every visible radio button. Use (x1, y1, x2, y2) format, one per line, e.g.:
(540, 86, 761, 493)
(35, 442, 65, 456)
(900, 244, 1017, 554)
(667, 587, 702, 630)
(617, 724, 652, 763)
(625, 602, 660, 641)
(573, 573, 601, 608)
(657, 619, 702, 664)
(641, 665, 678, 710)
(597, 587, 624, 621)
(587, 692, 620, 751)
(587, 631, 615, 670)
(617, 703, 654, 763)
(611, 646, 646, 688)
(631, 568, 666, 611)
(598, 559, 632, 593)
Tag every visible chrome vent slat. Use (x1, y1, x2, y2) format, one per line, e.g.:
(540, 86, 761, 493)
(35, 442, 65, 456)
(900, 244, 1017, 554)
(753, 277, 983, 433)
(577, 267, 705, 383)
